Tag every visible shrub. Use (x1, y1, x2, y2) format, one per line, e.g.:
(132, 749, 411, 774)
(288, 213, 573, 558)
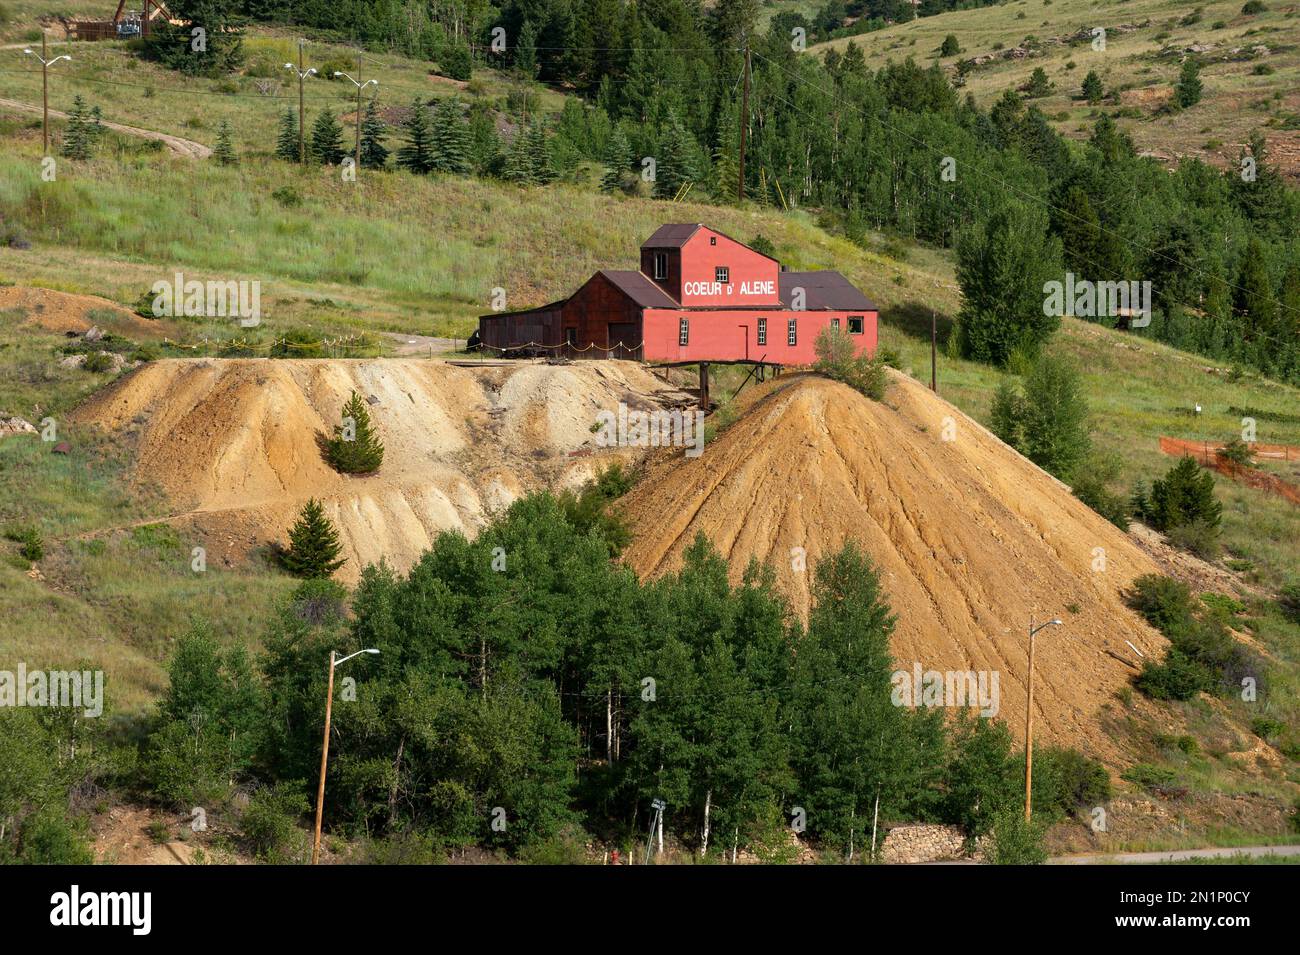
(1135, 649, 1213, 700)
(814, 326, 889, 401)
(271, 185, 303, 207)
(83, 351, 114, 373)
(988, 811, 1047, 864)
(1121, 763, 1176, 792)
(1215, 438, 1254, 467)
(6, 526, 44, 562)
(1032, 746, 1112, 821)
(241, 782, 308, 862)
(1251, 716, 1285, 743)
(1279, 584, 1300, 623)
(1165, 518, 1220, 560)
(14, 810, 94, 864)
(1073, 477, 1129, 528)
(1242, 1, 1266, 13)
(989, 353, 1091, 481)
(940, 34, 960, 57)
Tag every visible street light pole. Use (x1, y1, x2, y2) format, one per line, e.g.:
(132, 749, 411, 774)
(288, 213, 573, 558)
(24, 34, 71, 156)
(1024, 616, 1062, 822)
(285, 43, 316, 164)
(333, 70, 378, 175)
(311, 647, 379, 865)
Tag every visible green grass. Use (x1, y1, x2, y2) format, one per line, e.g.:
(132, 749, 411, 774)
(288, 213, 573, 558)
(0, 32, 564, 156)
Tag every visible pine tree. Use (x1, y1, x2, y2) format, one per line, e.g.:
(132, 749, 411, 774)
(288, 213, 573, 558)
(359, 99, 389, 169)
(1232, 239, 1274, 348)
(515, 19, 539, 79)
(655, 112, 696, 199)
(280, 498, 346, 579)
(1055, 186, 1101, 278)
(275, 108, 299, 163)
(1081, 70, 1104, 104)
(1024, 67, 1052, 98)
(1147, 457, 1221, 532)
(527, 121, 556, 184)
(429, 98, 469, 174)
(503, 127, 536, 185)
(325, 391, 385, 474)
(310, 109, 345, 165)
(396, 99, 434, 174)
(213, 120, 238, 166)
(1175, 57, 1203, 109)
(600, 125, 631, 193)
(59, 95, 94, 160)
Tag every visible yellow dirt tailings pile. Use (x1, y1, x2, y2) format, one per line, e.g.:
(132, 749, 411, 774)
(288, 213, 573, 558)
(620, 372, 1166, 764)
(73, 358, 679, 580)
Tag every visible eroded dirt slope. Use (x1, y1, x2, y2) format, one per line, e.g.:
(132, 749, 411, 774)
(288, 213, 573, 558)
(74, 358, 683, 579)
(620, 371, 1168, 764)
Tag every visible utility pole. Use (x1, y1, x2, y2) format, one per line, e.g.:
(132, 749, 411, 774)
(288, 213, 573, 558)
(930, 309, 937, 392)
(285, 42, 316, 164)
(334, 67, 378, 177)
(24, 34, 71, 156)
(311, 647, 378, 865)
(737, 40, 750, 203)
(1024, 617, 1062, 822)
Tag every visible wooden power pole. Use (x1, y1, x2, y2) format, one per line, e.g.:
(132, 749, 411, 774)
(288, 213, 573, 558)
(311, 650, 336, 865)
(41, 33, 50, 155)
(930, 309, 937, 392)
(737, 41, 750, 203)
(297, 42, 307, 164)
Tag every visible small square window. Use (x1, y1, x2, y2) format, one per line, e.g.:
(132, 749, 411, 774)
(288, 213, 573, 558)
(653, 253, 668, 281)
(849, 315, 865, 335)
(710, 236, 717, 245)
(757, 318, 766, 346)
(715, 266, 729, 284)
(679, 317, 689, 346)
(787, 319, 797, 346)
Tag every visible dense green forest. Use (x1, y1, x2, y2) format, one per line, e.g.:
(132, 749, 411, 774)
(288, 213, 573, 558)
(2, 488, 1111, 863)
(143, 0, 1300, 382)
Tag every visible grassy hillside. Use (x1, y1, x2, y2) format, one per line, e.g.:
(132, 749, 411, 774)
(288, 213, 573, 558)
(0, 10, 1296, 837)
(815, 0, 1300, 180)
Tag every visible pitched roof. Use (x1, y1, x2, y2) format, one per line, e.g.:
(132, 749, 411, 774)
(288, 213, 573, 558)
(641, 223, 702, 248)
(598, 269, 680, 307)
(779, 271, 877, 311)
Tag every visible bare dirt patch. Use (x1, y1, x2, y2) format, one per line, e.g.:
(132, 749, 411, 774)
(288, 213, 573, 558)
(72, 358, 690, 581)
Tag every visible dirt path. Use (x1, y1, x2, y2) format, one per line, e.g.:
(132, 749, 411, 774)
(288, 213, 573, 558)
(1049, 844, 1300, 865)
(0, 97, 212, 158)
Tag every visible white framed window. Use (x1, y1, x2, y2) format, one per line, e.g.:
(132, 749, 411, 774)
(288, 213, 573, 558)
(757, 317, 766, 346)
(849, 315, 865, 334)
(831, 318, 840, 332)
(679, 317, 689, 346)
(787, 318, 797, 346)
(715, 266, 729, 284)
(653, 252, 668, 280)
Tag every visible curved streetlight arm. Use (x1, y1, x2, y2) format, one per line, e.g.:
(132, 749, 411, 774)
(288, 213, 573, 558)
(333, 648, 380, 668)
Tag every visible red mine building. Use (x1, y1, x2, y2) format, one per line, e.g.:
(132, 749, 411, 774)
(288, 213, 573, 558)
(478, 224, 878, 366)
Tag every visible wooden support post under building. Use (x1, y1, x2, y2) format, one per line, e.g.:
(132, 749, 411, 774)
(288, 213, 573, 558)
(698, 362, 710, 411)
